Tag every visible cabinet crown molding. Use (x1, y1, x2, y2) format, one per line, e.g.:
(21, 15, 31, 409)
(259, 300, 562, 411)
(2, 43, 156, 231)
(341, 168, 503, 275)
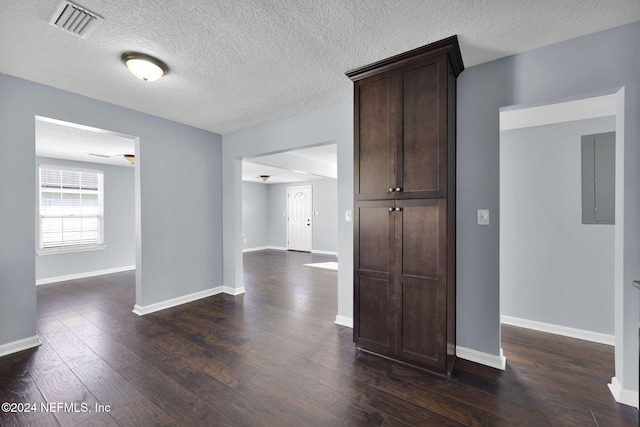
(345, 35, 464, 81)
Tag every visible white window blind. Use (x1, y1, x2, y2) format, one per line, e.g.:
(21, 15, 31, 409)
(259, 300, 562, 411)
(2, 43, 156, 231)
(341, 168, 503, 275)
(39, 166, 104, 251)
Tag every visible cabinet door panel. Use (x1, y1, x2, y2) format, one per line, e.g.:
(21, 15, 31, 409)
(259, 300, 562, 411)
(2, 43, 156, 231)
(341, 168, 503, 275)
(354, 201, 394, 355)
(401, 277, 439, 360)
(395, 199, 447, 369)
(399, 56, 448, 198)
(355, 73, 396, 200)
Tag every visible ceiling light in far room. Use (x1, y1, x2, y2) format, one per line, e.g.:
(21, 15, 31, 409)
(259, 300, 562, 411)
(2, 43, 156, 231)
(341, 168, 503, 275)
(121, 52, 168, 82)
(259, 175, 270, 182)
(120, 154, 135, 164)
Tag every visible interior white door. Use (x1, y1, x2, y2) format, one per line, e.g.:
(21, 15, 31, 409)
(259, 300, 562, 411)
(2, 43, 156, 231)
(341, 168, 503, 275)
(287, 185, 312, 252)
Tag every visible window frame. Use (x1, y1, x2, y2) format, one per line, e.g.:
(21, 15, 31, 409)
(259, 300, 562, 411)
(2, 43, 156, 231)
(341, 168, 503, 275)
(37, 164, 106, 255)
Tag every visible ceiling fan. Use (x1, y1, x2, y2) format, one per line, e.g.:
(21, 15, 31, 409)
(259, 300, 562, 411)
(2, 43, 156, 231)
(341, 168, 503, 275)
(85, 152, 135, 164)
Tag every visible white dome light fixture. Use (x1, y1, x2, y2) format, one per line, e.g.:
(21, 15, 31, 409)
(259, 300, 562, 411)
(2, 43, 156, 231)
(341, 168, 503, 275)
(121, 52, 168, 82)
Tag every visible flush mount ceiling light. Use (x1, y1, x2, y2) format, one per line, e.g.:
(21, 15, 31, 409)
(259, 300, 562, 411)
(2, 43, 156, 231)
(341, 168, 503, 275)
(121, 154, 135, 164)
(259, 175, 270, 182)
(121, 52, 168, 82)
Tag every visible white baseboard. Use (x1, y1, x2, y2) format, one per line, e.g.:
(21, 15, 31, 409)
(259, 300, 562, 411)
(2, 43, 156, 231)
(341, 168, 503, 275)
(457, 346, 507, 370)
(223, 286, 245, 296)
(243, 246, 269, 253)
(133, 286, 222, 316)
(608, 376, 639, 408)
(501, 315, 614, 346)
(36, 265, 136, 285)
(0, 335, 42, 357)
(335, 315, 353, 328)
(312, 249, 338, 256)
(244, 247, 337, 256)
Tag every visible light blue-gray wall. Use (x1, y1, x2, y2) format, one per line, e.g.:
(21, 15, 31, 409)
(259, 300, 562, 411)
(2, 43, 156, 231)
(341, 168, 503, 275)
(458, 22, 639, 395)
(35, 156, 136, 281)
(500, 117, 616, 335)
(266, 179, 338, 253)
(242, 182, 269, 249)
(0, 73, 222, 349)
(242, 178, 338, 253)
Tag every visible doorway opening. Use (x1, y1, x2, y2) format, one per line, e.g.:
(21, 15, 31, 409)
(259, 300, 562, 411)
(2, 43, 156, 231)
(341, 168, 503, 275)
(34, 116, 138, 303)
(498, 90, 623, 398)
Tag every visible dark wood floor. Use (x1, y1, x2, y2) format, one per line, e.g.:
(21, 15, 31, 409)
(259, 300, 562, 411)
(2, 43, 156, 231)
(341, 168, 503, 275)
(0, 249, 637, 426)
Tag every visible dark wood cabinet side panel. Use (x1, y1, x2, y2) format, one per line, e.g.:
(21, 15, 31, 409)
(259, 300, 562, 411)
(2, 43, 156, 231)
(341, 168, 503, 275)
(356, 76, 393, 199)
(401, 61, 440, 195)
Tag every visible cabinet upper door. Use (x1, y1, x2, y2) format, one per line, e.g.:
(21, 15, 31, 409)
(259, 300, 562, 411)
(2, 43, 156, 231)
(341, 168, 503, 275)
(397, 55, 449, 199)
(354, 71, 397, 201)
(354, 53, 450, 200)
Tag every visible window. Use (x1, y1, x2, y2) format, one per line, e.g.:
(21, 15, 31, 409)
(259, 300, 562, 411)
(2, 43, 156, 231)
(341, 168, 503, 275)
(38, 166, 104, 253)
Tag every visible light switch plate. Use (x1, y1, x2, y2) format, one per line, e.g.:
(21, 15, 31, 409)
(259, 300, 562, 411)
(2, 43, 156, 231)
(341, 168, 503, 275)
(345, 210, 352, 222)
(477, 209, 490, 225)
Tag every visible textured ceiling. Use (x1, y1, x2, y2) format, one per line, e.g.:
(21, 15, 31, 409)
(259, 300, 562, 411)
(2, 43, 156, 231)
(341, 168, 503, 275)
(1, 0, 639, 135)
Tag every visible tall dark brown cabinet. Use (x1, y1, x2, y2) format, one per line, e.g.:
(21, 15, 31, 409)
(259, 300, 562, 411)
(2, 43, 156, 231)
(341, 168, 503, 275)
(347, 36, 464, 376)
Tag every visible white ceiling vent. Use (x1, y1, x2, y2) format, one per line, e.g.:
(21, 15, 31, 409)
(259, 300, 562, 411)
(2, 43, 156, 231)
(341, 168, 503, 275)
(48, 0, 103, 39)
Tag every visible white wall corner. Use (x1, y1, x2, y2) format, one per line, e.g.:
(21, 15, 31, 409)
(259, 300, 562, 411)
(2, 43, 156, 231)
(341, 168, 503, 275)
(132, 286, 222, 316)
(0, 335, 42, 357)
(608, 376, 639, 408)
(223, 286, 246, 296)
(335, 315, 353, 328)
(457, 346, 507, 371)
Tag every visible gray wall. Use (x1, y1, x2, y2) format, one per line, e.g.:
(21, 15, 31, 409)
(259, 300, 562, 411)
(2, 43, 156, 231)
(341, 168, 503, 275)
(0, 73, 222, 348)
(457, 22, 639, 393)
(500, 117, 616, 335)
(266, 179, 338, 253)
(242, 182, 269, 249)
(35, 156, 136, 281)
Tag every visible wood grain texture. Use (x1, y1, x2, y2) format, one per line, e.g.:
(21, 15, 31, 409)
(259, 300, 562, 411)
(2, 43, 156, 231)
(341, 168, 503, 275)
(0, 250, 636, 426)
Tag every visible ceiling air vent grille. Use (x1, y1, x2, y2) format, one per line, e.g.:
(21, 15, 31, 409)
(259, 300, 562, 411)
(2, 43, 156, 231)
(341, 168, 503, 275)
(48, 0, 103, 39)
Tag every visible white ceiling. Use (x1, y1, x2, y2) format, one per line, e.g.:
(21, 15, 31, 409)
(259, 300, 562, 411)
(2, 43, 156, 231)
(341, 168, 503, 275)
(35, 116, 135, 167)
(243, 144, 337, 184)
(1, 0, 638, 137)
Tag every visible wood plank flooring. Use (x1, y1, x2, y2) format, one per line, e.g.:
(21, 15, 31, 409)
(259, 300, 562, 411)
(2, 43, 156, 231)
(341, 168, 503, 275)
(0, 249, 637, 426)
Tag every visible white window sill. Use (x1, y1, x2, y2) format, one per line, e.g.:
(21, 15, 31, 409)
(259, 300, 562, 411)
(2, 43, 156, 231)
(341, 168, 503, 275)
(37, 245, 106, 256)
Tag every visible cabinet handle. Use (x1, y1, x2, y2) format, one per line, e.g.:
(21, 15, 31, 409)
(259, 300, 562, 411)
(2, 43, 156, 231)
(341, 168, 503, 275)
(395, 207, 402, 212)
(388, 187, 394, 193)
(388, 207, 394, 212)
(395, 187, 403, 192)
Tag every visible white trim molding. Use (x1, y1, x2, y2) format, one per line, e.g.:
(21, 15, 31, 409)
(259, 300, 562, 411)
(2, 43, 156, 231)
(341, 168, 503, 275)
(36, 265, 136, 285)
(501, 315, 614, 346)
(312, 249, 338, 256)
(223, 286, 246, 296)
(243, 246, 269, 253)
(335, 315, 353, 328)
(0, 336, 42, 357)
(457, 346, 507, 371)
(608, 376, 639, 408)
(133, 286, 222, 316)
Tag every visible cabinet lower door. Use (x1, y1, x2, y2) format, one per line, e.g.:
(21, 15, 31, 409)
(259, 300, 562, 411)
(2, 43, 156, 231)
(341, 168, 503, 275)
(394, 199, 448, 372)
(354, 201, 395, 356)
